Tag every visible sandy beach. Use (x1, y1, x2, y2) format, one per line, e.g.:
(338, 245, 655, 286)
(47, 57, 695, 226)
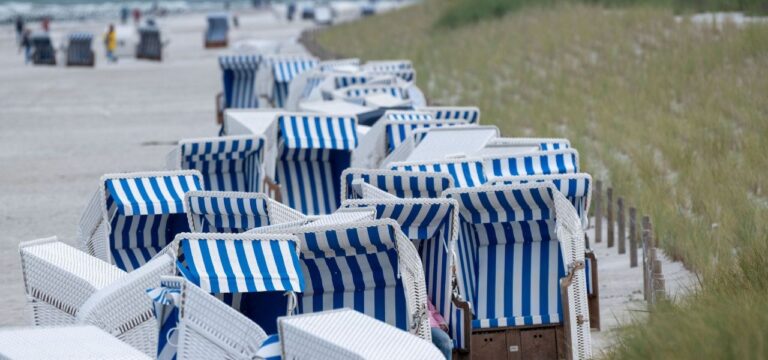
(0, 9, 311, 326)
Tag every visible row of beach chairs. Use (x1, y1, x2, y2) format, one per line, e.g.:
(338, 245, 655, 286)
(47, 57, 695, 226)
(11, 54, 597, 360)
(26, 27, 161, 67)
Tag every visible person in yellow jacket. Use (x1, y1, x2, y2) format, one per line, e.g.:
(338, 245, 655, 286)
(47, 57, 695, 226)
(104, 24, 117, 63)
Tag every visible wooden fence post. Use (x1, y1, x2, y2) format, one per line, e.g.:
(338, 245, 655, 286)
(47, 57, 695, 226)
(607, 188, 614, 248)
(642, 216, 650, 301)
(594, 181, 602, 244)
(618, 197, 626, 255)
(629, 207, 638, 267)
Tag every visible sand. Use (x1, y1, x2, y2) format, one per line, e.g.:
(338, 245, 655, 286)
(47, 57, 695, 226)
(0, 9, 311, 326)
(0, 7, 697, 356)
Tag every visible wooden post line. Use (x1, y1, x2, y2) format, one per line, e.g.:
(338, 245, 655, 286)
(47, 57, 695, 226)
(618, 197, 626, 255)
(594, 181, 602, 244)
(629, 207, 638, 268)
(607, 187, 614, 248)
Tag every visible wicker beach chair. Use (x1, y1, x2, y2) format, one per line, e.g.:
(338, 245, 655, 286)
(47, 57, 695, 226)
(415, 106, 481, 124)
(271, 57, 319, 108)
(341, 168, 455, 200)
(277, 309, 444, 359)
(19, 237, 175, 355)
(342, 195, 475, 352)
(149, 275, 271, 360)
(268, 219, 432, 341)
(136, 25, 162, 61)
(167, 135, 267, 193)
(274, 113, 358, 215)
(77, 170, 203, 272)
(204, 13, 228, 48)
(216, 55, 262, 124)
(66, 32, 94, 67)
(30, 33, 55, 65)
(443, 183, 592, 359)
(390, 157, 489, 189)
(490, 173, 600, 330)
(0, 325, 152, 359)
(184, 191, 307, 233)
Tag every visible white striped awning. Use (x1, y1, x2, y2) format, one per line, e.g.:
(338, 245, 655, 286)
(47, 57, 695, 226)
(104, 172, 203, 216)
(341, 169, 455, 200)
(219, 55, 261, 71)
(179, 233, 305, 294)
(273, 58, 318, 83)
(390, 159, 487, 188)
(445, 183, 556, 224)
(278, 114, 358, 150)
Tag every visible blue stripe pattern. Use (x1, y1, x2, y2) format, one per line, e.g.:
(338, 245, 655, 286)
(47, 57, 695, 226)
(341, 169, 454, 200)
(104, 172, 202, 271)
(256, 334, 282, 360)
(147, 286, 181, 360)
(276, 115, 358, 215)
(417, 106, 480, 124)
(186, 192, 271, 233)
(179, 136, 265, 193)
(272, 59, 318, 108)
(178, 234, 305, 294)
(295, 223, 409, 331)
(485, 149, 580, 178)
(67, 32, 93, 65)
(445, 185, 567, 329)
(391, 159, 488, 189)
(219, 55, 261, 109)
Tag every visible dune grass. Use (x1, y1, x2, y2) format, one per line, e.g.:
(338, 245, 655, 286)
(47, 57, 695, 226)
(315, 1, 768, 358)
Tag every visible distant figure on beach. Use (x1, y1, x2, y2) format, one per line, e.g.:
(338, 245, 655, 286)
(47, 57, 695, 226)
(287, 1, 296, 21)
(104, 24, 117, 63)
(19, 30, 31, 64)
(133, 8, 142, 24)
(15, 16, 24, 44)
(120, 7, 129, 24)
(233, 14, 239, 28)
(42, 17, 50, 32)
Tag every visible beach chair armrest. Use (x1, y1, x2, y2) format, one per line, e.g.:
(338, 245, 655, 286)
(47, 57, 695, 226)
(263, 176, 282, 202)
(585, 250, 600, 330)
(451, 295, 473, 354)
(216, 92, 224, 125)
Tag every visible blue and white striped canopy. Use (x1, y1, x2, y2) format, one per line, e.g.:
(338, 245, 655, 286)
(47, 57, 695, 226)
(219, 54, 260, 70)
(272, 58, 318, 83)
(105, 172, 202, 216)
(185, 191, 273, 233)
(446, 184, 556, 224)
(491, 173, 591, 222)
(341, 169, 454, 200)
(385, 119, 466, 154)
(391, 159, 488, 188)
(178, 233, 305, 294)
(384, 111, 433, 122)
(178, 135, 265, 193)
(278, 114, 358, 150)
(343, 85, 405, 99)
(68, 32, 93, 41)
(417, 106, 480, 124)
(484, 149, 579, 178)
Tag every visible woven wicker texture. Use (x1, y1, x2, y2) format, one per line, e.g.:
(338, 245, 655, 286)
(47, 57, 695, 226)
(279, 309, 443, 360)
(0, 325, 151, 359)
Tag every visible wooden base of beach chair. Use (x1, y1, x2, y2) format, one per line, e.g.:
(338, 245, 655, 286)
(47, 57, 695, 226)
(263, 176, 282, 203)
(216, 93, 224, 125)
(66, 55, 95, 67)
(136, 54, 162, 61)
(470, 325, 566, 360)
(205, 40, 228, 48)
(586, 251, 600, 330)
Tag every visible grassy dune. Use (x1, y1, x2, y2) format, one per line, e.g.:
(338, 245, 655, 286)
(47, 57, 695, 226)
(315, 2, 768, 358)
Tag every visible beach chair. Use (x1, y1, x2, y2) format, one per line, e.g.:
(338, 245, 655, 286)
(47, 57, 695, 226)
(136, 26, 162, 61)
(215, 54, 262, 124)
(66, 32, 94, 67)
(274, 113, 358, 215)
(342, 195, 475, 353)
(271, 219, 432, 340)
(443, 183, 592, 359)
(149, 276, 271, 360)
(277, 309, 444, 359)
(0, 325, 152, 359)
(271, 58, 319, 108)
(77, 170, 203, 272)
(184, 191, 307, 234)
(416, 106, 481, 124)
(390, 157, 489, 189)
(490, 173, 600, 330)
(19, 237, 175, 355)
(204, 13, 228, 48)
(167, 135, 267, 192)
(30, 33, 55, 65)
(483, 148, 580, 181)
(341, 168, 455, 200)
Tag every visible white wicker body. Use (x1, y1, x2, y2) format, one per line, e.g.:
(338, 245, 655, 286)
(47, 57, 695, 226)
(0, 325, 152, 360)
(163, 277, 269, 359)
(19, 237, 175, 356)
(279, 309, 443, 360)
(184, 191, 307, 233)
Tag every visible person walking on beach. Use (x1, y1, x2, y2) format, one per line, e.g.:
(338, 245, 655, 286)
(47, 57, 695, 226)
(104, 24, 117, 63)
(19, 30, 31, 64)
(14, 16, 24, 45)
(133, 8, 142, 25)
(42, 17, 50, 32)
